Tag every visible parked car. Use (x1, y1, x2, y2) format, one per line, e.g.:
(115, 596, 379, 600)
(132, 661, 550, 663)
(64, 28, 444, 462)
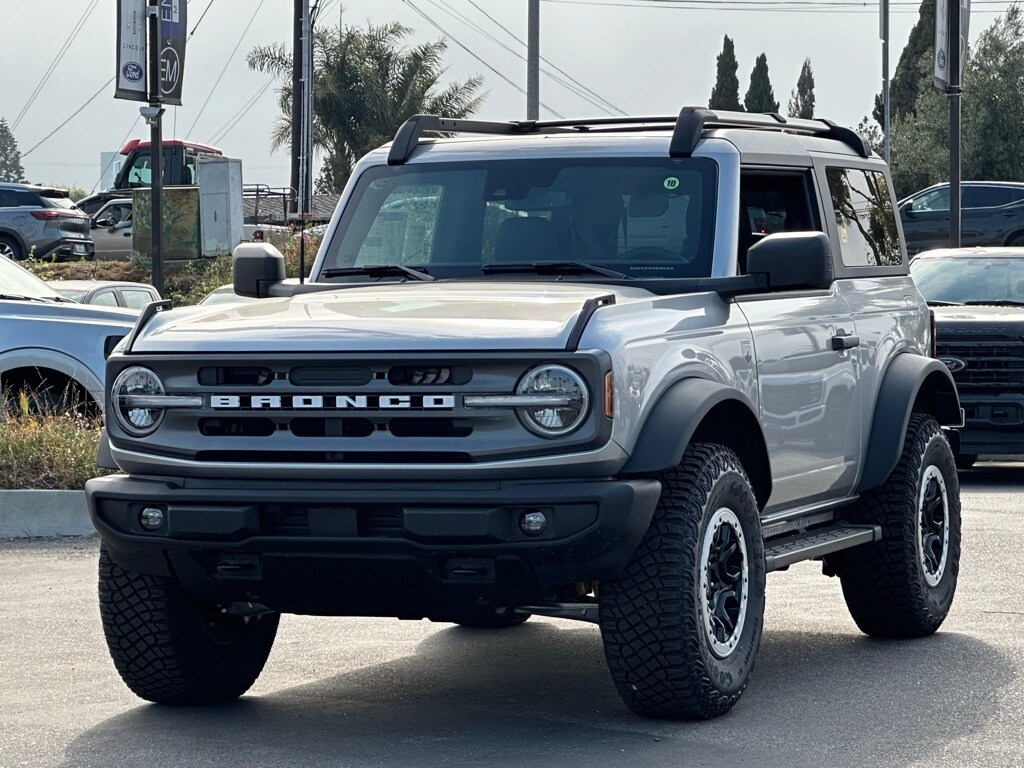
(89, 108, 962, 721)
(912, 246, 1024, 467)
(900, 181, 1024, 255)
(0, 254, 136, 413)
(0, 182, 93, 261)
(197, 283, 250, 306)
(49, 279, 159, 309)
(89, 198, 134, 260)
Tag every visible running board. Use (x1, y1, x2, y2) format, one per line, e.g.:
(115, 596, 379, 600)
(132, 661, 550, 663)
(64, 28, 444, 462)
(764, 523, 881, 572)
(516, 602, 599, 624)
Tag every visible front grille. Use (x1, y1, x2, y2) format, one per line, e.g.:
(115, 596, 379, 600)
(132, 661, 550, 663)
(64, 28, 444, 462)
(937, 340, 1024, 389)
(111, 352, 612, 467)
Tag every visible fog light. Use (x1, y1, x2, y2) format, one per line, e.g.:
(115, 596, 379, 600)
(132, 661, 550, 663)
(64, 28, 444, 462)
(139, 507, 164, 531)
(519, 510, 547, 536)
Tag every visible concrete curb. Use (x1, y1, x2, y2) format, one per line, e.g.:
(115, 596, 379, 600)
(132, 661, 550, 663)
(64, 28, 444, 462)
(0, 490, 92, 538)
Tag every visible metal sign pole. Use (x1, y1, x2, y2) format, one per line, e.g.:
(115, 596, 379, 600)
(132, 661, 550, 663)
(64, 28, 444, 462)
(948, 0, 962, 248)
(145, 0, 165, 294)
(881, 0, 891, 164)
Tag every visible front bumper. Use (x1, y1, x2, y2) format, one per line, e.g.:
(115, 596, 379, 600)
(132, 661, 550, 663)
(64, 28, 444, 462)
(87, 473, 661, 617)
(958, 393, 1024, 455)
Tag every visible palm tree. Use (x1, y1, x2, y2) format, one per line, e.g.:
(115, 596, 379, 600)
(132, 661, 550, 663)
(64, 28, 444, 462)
(248, 21, 485, 192)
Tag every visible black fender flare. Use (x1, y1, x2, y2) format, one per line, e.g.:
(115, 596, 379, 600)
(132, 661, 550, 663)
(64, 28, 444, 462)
(620, 378, 772, 504)
(857, 353, 961, 493)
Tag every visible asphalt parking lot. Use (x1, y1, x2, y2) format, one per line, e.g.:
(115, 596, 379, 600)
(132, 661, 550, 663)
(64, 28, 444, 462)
(2, 466, 1023, 768)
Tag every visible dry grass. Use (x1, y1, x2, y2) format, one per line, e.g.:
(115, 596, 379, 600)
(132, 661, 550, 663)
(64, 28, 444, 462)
(0, 394, 108, 490)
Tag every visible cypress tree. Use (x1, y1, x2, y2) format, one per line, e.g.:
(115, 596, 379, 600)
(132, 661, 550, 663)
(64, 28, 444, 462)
(744, 53, 780, 114)
(709, 35, 742, 111)
(874, 0, 936, 124)
(787, 59, 816, 119)
(0, 119, 25, 183)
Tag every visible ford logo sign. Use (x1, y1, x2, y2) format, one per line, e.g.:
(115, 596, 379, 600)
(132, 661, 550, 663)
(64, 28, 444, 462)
(939, 357, 967, 373)
(122, 62, 143, 83)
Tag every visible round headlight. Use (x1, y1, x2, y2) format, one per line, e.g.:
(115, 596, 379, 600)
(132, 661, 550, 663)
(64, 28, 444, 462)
(515, 364, 589, 437)
(112, 366, 165, 436)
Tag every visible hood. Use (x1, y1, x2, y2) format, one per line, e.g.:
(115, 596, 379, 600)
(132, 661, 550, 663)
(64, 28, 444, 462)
(0, 298, 137, 328)
(932, 304, 1024, 338)
(131, 281, 652, 353)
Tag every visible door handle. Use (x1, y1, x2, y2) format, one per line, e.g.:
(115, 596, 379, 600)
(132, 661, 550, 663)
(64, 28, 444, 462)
(831, 333, 860, 351)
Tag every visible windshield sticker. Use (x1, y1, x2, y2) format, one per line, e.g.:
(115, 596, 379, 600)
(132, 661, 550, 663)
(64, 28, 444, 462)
(663, 176, 680, 190)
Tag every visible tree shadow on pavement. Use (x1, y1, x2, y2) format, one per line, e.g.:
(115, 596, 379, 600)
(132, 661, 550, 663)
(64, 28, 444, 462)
(60, 622, 1012, 768)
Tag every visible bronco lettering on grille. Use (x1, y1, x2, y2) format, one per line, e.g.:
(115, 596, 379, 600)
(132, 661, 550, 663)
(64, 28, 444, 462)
(209, 394, 456, 410)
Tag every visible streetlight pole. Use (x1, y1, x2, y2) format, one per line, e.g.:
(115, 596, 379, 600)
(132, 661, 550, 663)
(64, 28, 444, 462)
(526, 0, 539, 120)
(145, 0, 164, 295)
(881, 0, 891, 164)
(948, 0, 962, 248)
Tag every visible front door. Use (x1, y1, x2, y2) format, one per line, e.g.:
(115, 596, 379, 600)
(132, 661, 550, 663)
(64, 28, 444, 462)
(737, 291, 860, 512)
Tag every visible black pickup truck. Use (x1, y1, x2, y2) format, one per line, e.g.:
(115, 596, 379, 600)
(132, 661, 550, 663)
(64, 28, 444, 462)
(912, 247, 1024, 467)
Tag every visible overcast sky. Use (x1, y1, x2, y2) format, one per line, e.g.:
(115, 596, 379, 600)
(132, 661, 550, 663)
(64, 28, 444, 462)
(0, 0, 1001, 191)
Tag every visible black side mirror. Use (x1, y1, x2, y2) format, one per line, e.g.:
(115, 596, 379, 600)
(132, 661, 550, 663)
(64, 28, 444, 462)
(746, 232, 834, 291)
(902, 200, 916, 218)
(233, 242, 286, 298)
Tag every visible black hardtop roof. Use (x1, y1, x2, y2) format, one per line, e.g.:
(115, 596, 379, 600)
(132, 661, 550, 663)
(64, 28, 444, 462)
(387, 106, 872, 165)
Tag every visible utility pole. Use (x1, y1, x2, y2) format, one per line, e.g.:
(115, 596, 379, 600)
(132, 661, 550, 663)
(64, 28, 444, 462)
(526, 0, 539, 120)
(948, 0, 962, 248)
(290, 0, 303, 213)
(145, 0, 164, 295)
(881, 0, 891, 164)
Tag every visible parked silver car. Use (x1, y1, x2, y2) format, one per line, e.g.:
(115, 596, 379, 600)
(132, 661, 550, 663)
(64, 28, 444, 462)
(88, 198, 134, 261)
(0, 255, 136, 412)
(50, 279, 159, 309)
(0, 183, 93, 261)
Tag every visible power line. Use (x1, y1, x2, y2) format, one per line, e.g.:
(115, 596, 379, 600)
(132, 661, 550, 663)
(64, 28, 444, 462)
(21, 77, 114, 159)
(402, 0, 567, 119)
(426, 0, 625, 116)
(463, 0, 627, 115)
(544, 0, 1014, 11)
(13, 0, 101, 130)
(208, 77, 276, 145)
(184, 0, 267, 139)
(188, 0, 216, 39)
(92, 116, 143, 193)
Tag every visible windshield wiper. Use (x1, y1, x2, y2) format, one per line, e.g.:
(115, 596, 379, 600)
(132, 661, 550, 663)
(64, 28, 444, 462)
(321, 264, 435, 282)
(926, 300, 963, 306)
(0, 293, 50, 303)
(481, 260, 627, 279)
(961, 300, 1024, 307)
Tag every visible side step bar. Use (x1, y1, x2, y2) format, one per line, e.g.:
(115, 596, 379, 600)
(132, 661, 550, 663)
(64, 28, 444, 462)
(516, 602, 599, 624)
(764, 523, 881, 572)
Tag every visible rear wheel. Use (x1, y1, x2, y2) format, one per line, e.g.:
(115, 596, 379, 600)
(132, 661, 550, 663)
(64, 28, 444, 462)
(99, 546, 279, 705)
(599, 444, 765, 720)
(0, 235, 23, 260)
(836, 414, 960, 638)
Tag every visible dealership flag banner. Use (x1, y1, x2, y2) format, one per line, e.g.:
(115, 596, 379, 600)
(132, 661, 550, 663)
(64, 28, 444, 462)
(935, 0, 972, 90)
(115, 0, 147, 101)
(159, 0, 187, 105)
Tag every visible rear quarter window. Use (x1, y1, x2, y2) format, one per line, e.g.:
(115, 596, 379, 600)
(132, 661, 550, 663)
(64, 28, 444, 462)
(825, 167, 902, 268)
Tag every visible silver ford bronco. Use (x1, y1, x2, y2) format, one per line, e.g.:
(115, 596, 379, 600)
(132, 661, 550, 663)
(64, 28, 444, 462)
(87, 108, 963, 720)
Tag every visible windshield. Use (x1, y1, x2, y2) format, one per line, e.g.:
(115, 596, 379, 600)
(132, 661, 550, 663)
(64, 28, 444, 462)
(53, 288, 88, 302)
(320, 158, 717, 280)
(911, 256, 1024, 304)
(0, 256, 64, 300)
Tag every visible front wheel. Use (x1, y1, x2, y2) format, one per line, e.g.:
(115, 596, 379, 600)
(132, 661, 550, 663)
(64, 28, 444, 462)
(836, 414, 961, 638)
(599, 444, 765, 720)
(99, 546, 279, 705)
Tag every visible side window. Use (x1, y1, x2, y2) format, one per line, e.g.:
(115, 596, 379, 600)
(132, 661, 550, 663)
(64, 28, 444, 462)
(0, 191, 19, 207)
(738, 172, 818, 271)
(355, 182, 443, 266)
(826, 167, 902, 268)
(91, 290, 119, 307)
(963, 185, 1016, 209)
(121, 289, 155, 309)
(127, 156, 152, 186)
(913, 187, 949, 212)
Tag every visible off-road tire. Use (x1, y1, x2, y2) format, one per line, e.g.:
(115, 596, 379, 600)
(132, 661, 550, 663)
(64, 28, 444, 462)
(836, 414, 960, 638)
(99, 546, 279, 705)
(599, 444, 765, 720)
(0, 235, 23, 261)
(955, 453, 977, 471)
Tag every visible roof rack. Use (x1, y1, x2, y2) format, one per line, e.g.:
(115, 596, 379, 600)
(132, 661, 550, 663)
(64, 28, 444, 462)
(387, 107, 872, 165)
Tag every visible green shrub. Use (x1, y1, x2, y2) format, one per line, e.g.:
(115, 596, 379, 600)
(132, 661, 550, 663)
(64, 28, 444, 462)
(0, 394, 108, 490)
